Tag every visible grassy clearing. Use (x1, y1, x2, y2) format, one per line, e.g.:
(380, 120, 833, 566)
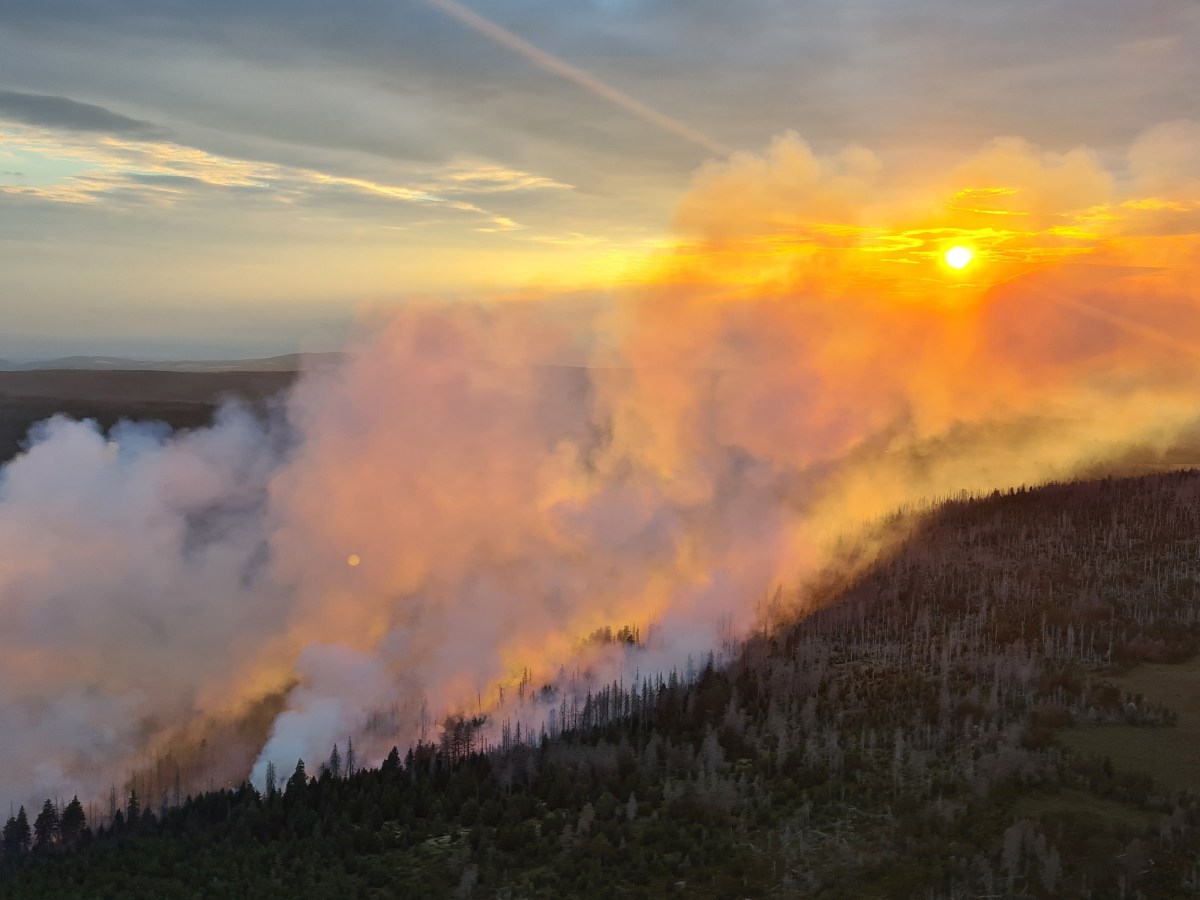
(1013, 787, 1158, 831)
(1059, 655, 1200, 795)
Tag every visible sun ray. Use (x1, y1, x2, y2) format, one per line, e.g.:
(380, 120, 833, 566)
(413, 0, 730, 157)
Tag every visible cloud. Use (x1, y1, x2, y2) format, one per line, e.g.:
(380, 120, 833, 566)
(1129, 119, 1200, 198)
(0, 119, 567, 231)
(3, 0, 1193, 361)
(651, 124, 1200, 308)
(0, 88, 168, 139)
(438, 160, 571, 194)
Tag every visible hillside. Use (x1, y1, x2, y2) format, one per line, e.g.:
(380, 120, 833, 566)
(0, 354, 341, 373)
(0, 369, 297, 464)
(5, 470, 1200, 898)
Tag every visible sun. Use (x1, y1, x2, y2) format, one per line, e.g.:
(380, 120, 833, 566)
(944, 246, 974, 270)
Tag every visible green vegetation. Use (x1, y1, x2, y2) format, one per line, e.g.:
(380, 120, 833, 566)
(1012, 788, 1160, 832)
(1059, 656, 1200, 796)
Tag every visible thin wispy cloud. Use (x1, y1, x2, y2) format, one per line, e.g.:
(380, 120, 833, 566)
(0, 118, 570, 231)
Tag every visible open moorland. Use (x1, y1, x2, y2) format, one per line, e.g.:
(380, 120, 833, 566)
(0, 369, 297, 464)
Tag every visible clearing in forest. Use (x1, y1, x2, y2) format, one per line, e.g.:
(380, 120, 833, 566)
(1059, 654, 1200, 795)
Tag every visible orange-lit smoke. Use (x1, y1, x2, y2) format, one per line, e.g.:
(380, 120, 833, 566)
(1, 121, 1199, 808)
(611, 122, 1200, 536)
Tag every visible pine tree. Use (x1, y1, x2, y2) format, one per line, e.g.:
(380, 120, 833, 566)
(328, 743, 342, 780)
(382, 746, 401, 775)
(12, 806, 31, 854)
(33, 800, 59, 849)
(60, 796, 87, 847)
(265, 761, 278, 797)
(126, 789, 140, 824)
(286, 759, 308, 797)
(345, 737, 356, 778)
(2, 812, 25, 857)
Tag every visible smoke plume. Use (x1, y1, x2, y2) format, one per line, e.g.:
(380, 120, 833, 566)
(1, 122, 1198, 809)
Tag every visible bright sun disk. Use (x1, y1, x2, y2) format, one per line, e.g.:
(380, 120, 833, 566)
(944, 246, 974, 270)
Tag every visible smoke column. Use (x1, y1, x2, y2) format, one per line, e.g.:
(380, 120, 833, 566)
(1, 121, 1198, 809)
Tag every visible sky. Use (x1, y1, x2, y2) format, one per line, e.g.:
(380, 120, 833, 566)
(0, 0, 1197, 359)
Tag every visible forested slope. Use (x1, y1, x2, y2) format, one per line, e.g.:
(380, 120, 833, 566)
(6, 470, 1200, 898)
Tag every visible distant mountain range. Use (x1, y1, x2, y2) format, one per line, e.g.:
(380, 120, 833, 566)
(0, 352, 343, 373)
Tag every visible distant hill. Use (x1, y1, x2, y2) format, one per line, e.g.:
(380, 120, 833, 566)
(0, 368, 299, 463)
(0, 352, 342, 373)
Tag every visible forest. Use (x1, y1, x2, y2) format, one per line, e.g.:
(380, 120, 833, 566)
(5, 469, 1200, 898)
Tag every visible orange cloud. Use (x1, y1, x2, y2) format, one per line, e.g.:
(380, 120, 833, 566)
(606, 122, 1200, 523)
(650, 126, 1196, 311)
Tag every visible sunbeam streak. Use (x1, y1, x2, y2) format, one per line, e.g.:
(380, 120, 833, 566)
(413, 0, 731, 157)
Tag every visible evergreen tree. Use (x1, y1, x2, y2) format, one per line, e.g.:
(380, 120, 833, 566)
(33, 800, 59, 850)
(286, 759, 308, 797)
(381, 746, 401, 775)
(264, 761, 278, 797)
(345, 738, 356, 778)
(328, 743, 342, 780)
(12, 806, 31, 855)
(60, 796, 86, 848)
(126, 789, 140, 825)
(2, 811, 25, 857)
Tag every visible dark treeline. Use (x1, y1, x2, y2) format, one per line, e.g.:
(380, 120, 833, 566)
(6, 470, 1200, 897)
(0, 369, 296, 464)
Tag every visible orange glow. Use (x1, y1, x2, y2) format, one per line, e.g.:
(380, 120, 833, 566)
(630, 128, 1200, 326)
(19, 126, 1196, 806)
(178, 127, 1200, 791)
